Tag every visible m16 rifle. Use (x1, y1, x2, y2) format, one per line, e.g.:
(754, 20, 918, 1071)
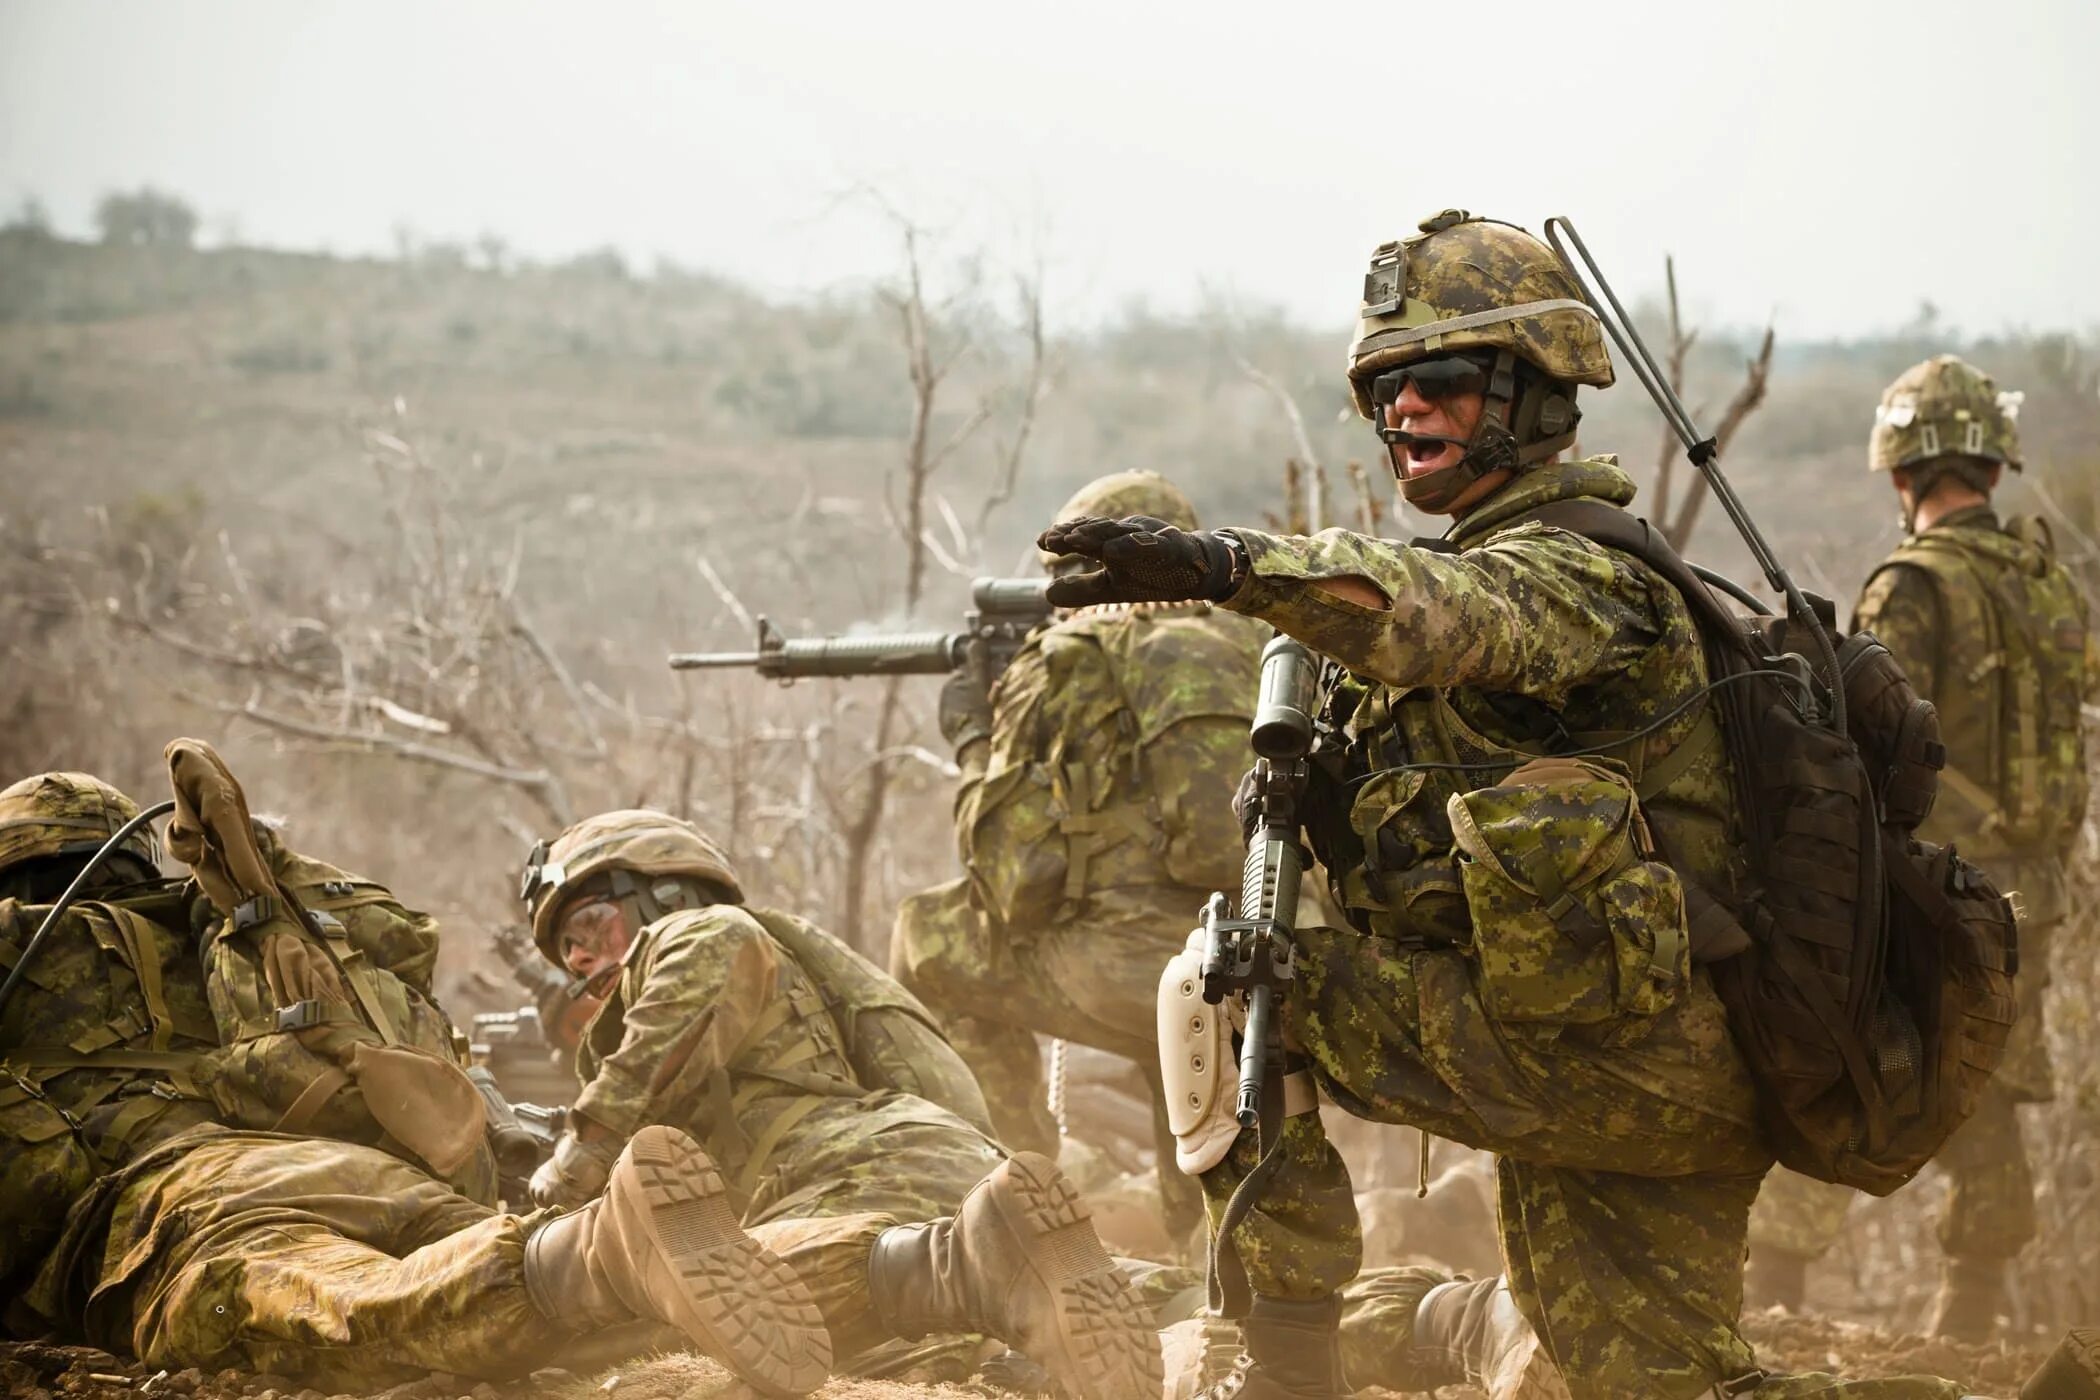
(1202, 632, 1322, 1313)
(668, 577, 1051, 681)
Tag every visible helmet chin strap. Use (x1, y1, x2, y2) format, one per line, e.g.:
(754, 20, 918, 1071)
(1378, 350, 1578, 511)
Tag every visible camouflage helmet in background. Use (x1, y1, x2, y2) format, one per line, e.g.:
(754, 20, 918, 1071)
(1870, 354, 2023, 476)
(0, 771, 161, 883)
(1346, 209, 1615, 421)
(1039, 470, 1200, 571)
(521, 808, 744, 964)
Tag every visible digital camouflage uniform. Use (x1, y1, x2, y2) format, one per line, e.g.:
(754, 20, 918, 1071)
(895, 470, 1269, 1239)
(1751, 357, 2097, 1314)
(1103, 213, 1985, 1400)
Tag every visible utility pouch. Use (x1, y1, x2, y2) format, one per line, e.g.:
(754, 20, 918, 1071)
(1447, 757, 1689, 1024)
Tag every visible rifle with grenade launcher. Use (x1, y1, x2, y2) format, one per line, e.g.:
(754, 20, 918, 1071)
(668, 577, 1052, 682)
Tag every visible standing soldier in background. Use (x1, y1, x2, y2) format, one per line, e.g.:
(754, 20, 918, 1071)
(892, 470, 1270, 1247)
(1750, 355, 2097, 1338)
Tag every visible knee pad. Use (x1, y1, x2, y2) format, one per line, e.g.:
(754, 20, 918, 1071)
(1158, 931, 1318, 1176)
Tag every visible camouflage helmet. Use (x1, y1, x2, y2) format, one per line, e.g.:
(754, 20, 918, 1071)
(0, 771, 161, 882)
(1039, 471, 1199, 570)
(1870, 354, 2023, 475)
(1346, 210, 1615, 420)
(521, 808, 743, 964)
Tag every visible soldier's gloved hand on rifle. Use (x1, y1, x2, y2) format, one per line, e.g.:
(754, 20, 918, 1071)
(1035, 515, 1245, 608)
(529, 1125, 619, 1209)
(937, 636, 995, 753)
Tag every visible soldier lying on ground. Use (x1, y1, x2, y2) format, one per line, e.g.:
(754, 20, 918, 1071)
(0, 760, 833, 1397)
(518, 807, 1163, 1399)
(894, 468, 1270, 1250)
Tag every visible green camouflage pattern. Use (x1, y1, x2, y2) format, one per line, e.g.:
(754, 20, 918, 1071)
(0, 771, 161, 880)
(1228, 457, 1744, 937)
(894, 597, 1266, 1235)
(1200, 458, 1923, 1397)
(1856, 506, 2094, 1117)
(0, 887, 222, 1294)
(1869, 355, 2023, 473)
(1347, 211, 1613, 419)
(578, 903, 1004, 1227)
(22, 1125, 558, 1387)
(1447, 757, 1690, 1024)
(1857, 508, 2095, 875)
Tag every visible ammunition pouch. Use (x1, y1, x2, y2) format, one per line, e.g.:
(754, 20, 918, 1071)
(1447, 757, 1689, 1025)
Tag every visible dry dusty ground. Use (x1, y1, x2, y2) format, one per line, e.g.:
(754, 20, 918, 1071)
(0, 1311, 2062, 1400)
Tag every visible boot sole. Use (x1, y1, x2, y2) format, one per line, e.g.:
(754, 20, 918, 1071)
(995, 1151, 1165, 1400)
(623, 1126, 832, 1397)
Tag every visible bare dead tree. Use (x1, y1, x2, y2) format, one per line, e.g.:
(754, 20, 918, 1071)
(1647, 255, 1777, 551)
(1346, 459, 1386, 536)
(839, 208, 1037, 951)
(1239, 357, 1325, 531)
(974, 256, 1059, 541)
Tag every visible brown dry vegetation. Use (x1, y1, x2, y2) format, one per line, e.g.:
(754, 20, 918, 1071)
(4, 220, 2100, 1392)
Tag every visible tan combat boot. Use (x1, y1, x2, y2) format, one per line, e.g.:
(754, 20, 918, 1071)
(867, 1150, 1162, 1399)
(1929, 1255, 2010, 1344)
(524, 1125, 832, 1397)
(1412, 1277, 1572, 1400)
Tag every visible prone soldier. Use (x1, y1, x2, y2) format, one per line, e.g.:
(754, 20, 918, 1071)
(1, 761, 833, 1396)
(518, 807, 1163, 1399)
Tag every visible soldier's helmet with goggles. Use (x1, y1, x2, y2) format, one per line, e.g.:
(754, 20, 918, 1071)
(0, 771, 162, 894)
(1347, 211, 1613, 498)
(1038, 470, 1200, 574)
(520, 809, 744, 966)
(1870, 354, 2023, 477)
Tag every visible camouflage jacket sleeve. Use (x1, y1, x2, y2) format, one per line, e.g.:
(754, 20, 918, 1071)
(1221, 525, 1663, 701)
(1852, 562, 1945, 701)
(573, 907, 781, 1139)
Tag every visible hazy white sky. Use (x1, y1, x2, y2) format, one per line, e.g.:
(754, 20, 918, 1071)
(2, 0, 2093, 338)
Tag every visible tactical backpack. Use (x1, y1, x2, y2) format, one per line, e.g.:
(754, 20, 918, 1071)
(1863, 515, 2091, 858)
(194, 842, 495, 1199)
(743, 906, 997, 1139)
(1528, 499, 2020, 1194)
(966, 603, 1264, 931)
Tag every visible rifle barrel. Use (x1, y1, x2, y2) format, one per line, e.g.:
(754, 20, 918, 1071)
(667, 651, 763, 670)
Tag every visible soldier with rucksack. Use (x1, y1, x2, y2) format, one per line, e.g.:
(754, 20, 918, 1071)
(892, 469, 1270, 1247)
(518, 807, 1162, 1399)
(0, 755, 837, 1396)
(1750, 358, 2097, 1339)
(1039, 211, 2022, 1400)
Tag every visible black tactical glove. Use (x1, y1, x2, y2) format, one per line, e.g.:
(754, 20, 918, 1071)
(1036, 515, 1244, 608)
